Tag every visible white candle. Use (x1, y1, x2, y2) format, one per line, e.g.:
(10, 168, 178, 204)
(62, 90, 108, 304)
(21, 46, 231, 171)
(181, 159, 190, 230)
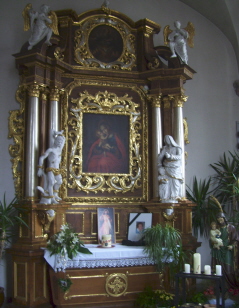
(204, 265, 211, 275)
(216, 265, 222, 275)
(193, 253, 201, 274)
(184, 264, 190, 273)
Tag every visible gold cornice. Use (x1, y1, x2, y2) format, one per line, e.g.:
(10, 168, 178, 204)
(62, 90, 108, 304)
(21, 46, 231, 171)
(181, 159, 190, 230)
(136, 25, 155, 37)
(61, 74, 146, 87)
(147, 74, 187, 81)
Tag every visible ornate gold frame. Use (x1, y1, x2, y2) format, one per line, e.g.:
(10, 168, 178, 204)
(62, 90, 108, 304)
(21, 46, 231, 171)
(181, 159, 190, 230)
(74, 15, 136, 70)
(61, 80, 148, 203)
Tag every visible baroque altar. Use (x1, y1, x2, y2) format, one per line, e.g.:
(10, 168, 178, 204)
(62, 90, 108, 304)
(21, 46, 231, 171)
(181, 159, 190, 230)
(8, 2, 199, 307)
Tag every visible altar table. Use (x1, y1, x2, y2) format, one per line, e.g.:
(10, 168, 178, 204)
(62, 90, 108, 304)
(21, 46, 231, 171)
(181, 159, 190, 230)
(45, 244, 163, 308)
(44, 243, 155, 271)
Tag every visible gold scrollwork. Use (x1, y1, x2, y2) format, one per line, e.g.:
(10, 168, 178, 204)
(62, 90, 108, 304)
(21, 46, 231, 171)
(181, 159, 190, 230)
(8, 85, 26, 199)
(74, 16, 136, 70)
(67, 88, 142, 195)
(37, 209, 56, 238)
(106, 273, 128, 297)
(147, 57, 161, 70)
(183, 117, 190, 144)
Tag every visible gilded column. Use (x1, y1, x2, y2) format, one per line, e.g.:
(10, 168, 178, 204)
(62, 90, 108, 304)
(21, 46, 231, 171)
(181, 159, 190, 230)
(49, 87, 61, 147)
(25, 82, 40, 199)
(172, 95, 188, 198)
(149, 95, 163, 198)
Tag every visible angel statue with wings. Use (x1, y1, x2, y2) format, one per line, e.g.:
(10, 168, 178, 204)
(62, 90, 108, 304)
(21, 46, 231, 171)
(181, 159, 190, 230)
(163, 21, 195, 64)
(22, 4, 59, 50)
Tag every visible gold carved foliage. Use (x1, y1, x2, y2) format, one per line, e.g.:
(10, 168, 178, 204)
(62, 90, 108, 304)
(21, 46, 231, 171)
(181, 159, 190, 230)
(67, 88, 143, 196)
(106, 273, 128, 297)
(8, 85, 26, 199)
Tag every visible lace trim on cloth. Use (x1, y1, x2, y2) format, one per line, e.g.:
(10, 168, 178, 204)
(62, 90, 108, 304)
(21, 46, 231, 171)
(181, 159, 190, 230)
(65, 257, 155, 269)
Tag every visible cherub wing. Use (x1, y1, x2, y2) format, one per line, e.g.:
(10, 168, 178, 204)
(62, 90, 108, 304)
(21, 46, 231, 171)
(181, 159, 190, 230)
(48, 11, 59, 35)
(163, 25, 172, 46)
(22, 3, 32, 31)
(184, 22, 195, 48)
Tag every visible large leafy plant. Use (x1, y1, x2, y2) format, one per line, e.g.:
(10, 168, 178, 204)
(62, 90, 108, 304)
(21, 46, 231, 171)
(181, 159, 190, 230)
(187, 151, 239, 237)
(0, 194, 28, 259)
(186, 177, 219, 238)
(143, 224, 186, 278)
(210, 151, 239, 213)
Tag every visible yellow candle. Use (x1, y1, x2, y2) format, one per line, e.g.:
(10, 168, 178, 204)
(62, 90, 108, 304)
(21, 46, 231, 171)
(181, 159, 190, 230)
(193, 253, 201, 274)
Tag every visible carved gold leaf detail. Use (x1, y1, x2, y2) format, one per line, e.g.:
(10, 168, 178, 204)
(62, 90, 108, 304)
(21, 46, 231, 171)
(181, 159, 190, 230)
(8, 85, 26, 199)
(67, 89, 142, 195)
(106, 273, 127, 297)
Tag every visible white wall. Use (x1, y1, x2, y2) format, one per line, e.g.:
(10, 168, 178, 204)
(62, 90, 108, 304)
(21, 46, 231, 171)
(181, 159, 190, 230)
(0, 0, 238, 300)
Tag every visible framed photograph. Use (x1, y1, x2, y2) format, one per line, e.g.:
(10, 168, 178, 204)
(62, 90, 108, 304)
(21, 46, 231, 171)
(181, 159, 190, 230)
(127, 213, 152, 242)
(97, 207, 116, 244)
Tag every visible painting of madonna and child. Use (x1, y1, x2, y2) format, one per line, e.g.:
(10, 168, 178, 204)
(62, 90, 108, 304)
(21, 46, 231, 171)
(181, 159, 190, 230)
(82, 113, 129, 174)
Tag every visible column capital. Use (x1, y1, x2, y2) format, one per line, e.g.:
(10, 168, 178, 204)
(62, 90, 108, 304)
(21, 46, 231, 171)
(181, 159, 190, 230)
(27, 82, 40, 97)
(147, 94, 162, 108)
(50, 87, 65, 101)
(172, 95, 188, 108)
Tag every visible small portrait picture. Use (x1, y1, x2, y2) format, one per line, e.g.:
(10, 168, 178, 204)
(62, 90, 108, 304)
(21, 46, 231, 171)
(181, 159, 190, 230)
(128, 213, 152, 242)
(136, 221, 145, 234)
(97, 208, 115, 244)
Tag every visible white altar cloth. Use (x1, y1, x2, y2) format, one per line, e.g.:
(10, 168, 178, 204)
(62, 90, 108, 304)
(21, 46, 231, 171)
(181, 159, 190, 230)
(44, 244, 155, 272)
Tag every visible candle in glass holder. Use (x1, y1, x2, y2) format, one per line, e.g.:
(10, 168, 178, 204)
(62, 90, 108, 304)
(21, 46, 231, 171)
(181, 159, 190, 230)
(204, 265, 211, 275)
(216, 265, 222, 275)
(184, 264, 190, 273)
(193, 253, 201, 274)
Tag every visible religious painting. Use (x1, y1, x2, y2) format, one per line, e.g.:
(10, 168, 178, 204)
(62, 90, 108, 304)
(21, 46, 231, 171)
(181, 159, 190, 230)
(97, 207, 116, 244)
(82, 113, 129, 174)
(127, 213, 152, 242)
(74, 16, 136, 70)
(88, 25, 123, 63)
(66, 86, 146, 199)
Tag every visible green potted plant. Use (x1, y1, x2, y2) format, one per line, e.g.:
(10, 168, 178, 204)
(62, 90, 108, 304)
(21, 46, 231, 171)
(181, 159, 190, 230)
(0, 193, 29, 307)
(135, 286, 174, 308)
(143, 223, 186, 280)
(186, 177, 219, 238)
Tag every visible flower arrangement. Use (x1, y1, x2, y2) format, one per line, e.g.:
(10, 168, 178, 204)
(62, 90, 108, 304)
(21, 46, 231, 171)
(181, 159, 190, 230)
(47, 223, 92, 259)
(135, 286, 175, 308)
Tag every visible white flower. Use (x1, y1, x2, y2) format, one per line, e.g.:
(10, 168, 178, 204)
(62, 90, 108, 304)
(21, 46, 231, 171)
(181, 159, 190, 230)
(60, 224, 69, 231)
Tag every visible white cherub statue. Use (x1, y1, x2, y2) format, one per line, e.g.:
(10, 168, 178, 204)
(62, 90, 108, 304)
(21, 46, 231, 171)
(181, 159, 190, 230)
(22, 4, 59, 50)
(37, 130, 65, 204)
(163, 21, 195, 64)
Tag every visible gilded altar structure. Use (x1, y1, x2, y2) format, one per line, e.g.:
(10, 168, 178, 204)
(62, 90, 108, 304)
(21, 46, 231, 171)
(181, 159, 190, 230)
(8, 3, 198, 307)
